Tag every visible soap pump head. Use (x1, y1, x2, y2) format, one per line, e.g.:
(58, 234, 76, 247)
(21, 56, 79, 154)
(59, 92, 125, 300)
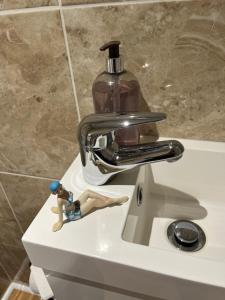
(100, 41, 124, 74)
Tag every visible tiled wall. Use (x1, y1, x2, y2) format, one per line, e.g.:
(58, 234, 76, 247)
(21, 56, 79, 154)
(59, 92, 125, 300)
(0, 1, 78, 295)
(0, 0, 224, 296)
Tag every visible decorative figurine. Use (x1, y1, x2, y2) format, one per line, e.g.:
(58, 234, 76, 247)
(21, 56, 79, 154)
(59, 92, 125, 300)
(49, 181, 129, 232)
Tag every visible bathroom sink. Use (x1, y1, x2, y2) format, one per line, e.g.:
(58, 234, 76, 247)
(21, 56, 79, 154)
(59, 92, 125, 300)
(22, 138, 225, 300)
(123, 139, 225, 263)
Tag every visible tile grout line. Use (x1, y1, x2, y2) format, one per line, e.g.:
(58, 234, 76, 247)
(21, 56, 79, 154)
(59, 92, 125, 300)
(58, 0, 81, 122)
(0, 5, 59, 16)
(14, 256, 30, 283)
(0, 0, 194, 16)
(0, 182, 24, 234)
(62, 0, 194, 9)
(0, 261, 11, 282)
(0, 170, 58, 181)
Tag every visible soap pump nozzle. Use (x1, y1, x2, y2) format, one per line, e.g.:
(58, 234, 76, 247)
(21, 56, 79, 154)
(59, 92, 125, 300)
(100, 40, 124, 74)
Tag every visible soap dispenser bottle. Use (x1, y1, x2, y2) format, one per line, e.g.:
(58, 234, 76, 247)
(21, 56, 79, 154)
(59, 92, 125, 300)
(92, 41, 140, 146)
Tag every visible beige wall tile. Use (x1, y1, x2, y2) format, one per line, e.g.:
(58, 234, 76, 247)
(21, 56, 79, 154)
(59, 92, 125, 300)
(0, 174, 52, 232)
(62, 0, 121, 4)
(16, 258, 30, 284)
(62, 0, 158, 5)
(0, 278, 9, 297)
(0, 182, 23, 247)
(0, 173, 51, 285)
(1, 0, 58, 10)
(0, 244, 26, 280)
(0, 10, 79, 177)
(64, 0, 225, 142)
(0, 265, 10, 296)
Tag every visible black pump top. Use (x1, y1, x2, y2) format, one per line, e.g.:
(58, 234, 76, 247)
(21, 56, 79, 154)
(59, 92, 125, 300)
(100, 41, 120, 58)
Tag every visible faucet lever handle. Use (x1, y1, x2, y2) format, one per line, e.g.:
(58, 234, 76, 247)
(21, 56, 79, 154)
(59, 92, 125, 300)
(79, 112, 166, 140)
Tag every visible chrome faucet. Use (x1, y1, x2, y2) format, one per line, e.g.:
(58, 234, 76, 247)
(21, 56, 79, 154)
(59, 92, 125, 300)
(78, 112, 184, 185)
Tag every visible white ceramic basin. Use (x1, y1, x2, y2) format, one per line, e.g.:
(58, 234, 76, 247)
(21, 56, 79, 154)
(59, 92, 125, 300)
(22, 138, 225, 300)
(123, 139, 225, 263)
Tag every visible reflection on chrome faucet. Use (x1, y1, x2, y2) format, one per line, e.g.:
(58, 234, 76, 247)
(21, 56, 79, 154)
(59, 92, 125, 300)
(78, 112, 184, 185)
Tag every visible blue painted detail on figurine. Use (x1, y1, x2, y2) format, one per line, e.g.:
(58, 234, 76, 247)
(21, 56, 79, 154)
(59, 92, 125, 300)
(64, 192, 82, 221)
(67, 192, 73, 204)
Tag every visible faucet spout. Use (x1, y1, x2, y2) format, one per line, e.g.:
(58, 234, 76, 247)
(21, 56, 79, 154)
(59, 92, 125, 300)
(96, 140, 184, 166)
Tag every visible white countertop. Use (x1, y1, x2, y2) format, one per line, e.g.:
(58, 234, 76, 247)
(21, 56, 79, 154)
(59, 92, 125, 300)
(22, 139, 225, 300)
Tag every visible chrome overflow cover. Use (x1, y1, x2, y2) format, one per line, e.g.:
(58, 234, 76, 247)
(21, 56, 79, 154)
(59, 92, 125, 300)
(167, 220, 206, 252)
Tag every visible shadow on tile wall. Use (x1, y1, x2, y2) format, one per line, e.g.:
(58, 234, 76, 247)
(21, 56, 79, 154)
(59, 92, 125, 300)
(0, 0, 225, 296)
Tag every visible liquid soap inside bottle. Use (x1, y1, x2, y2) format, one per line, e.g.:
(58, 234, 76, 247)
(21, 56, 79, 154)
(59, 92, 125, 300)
(92, 41, 140, 146)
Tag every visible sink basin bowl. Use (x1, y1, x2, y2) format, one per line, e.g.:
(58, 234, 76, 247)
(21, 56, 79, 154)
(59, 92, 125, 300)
(123, 139, 225, 263)
(22, 138, 225, 300)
